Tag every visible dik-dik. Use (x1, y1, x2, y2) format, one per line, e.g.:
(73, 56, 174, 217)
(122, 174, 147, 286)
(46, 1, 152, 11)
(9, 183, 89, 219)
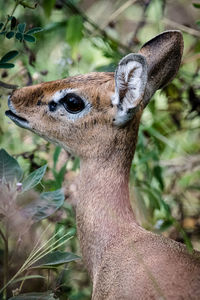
(6, 31, 200, 299)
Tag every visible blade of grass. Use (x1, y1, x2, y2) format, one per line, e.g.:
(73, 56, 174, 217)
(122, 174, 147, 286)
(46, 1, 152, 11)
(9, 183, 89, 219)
(26, 234, 73, 269)
(26, 225, 61, 265)
(0, 229, 71, 294)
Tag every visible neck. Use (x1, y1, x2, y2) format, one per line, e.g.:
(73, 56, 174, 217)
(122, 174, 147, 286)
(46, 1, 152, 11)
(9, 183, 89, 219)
(76, 149, 138, 278)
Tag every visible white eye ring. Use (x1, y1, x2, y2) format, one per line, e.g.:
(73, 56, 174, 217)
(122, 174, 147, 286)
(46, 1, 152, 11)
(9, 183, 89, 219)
(51, 89, 91, 121)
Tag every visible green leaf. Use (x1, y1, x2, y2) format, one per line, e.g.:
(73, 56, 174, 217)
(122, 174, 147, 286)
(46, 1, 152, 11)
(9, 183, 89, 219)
(54, 163, 67, 188)
(13, 275, 46, 284)
(8, 292, 56, 300)
(159, 219, 174, 232)
(44, 21, 66, 32)
(17, 23, 26, 33)
(193, 3, 200, 8)
(26, 27, 43, 35)
(6, 31, 15, 39)
(22, 165, 47, 192)
(0, 63, 15, 69)
(53, 146, 61, 169)
(174, 221, 193, 253)
(32, 251, 80, 268)
(153, 165, 164, 190)
(66, 15, 83, 49)
(15, 32, 23, 41)
(18, 1, 37, 9)
(22, 189, 65, 222)
(141, 186, 160, 210)
(0, 149, 23, 183)
(0, 50, 18, 63)
(11, 16, 17, 30)
(43, 0, 56, 17)
(0, 22, 4, 30)
(187, 185, 200, 190)
(23, 34, 36, 43)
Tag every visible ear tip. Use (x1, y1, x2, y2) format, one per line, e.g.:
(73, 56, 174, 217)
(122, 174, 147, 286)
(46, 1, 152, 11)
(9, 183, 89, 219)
(156, 30, 183, 39)
(118, 53, 147, 66)
(162, 30, 184, 49)
(140, 30, 184, 54)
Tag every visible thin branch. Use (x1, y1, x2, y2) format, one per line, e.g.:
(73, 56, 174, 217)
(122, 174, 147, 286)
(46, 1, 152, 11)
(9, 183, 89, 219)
(160, 154, 200, 175)
(100, 0, 138, 30)
(1, 0, 19, 32)
(128, 0, 153, 48)
(163, 17, 200, 38)
(0, 80, 18, 90)
(61, 0, 133, 53)
(182, 53, 200, 64)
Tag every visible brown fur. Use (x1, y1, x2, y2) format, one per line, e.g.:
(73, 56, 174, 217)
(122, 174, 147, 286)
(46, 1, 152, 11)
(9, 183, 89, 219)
(7, 31, 200, 299)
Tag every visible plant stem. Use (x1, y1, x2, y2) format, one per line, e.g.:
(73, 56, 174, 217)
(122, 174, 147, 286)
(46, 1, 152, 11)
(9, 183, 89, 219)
(0, 80, 19, 90)
(19, 270, 28, 293)
(26, 235, 72, 269)
(0, 228, 6, 244)
(2, 0, 20, 32)
(1, 225, 9, 300)
(0, 231, 72, 295)
(47, 269, 50, 290)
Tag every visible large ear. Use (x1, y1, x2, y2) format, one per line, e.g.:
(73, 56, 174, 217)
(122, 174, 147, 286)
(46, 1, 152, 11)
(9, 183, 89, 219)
(139, 30, 184, 106)
(112, 54, 148, 126)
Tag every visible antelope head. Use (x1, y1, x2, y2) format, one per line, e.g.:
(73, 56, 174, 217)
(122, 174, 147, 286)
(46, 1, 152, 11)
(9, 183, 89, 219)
(6, 31, 183, 160)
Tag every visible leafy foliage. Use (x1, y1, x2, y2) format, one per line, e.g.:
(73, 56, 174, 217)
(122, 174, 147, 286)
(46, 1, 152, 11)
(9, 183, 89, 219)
(22, 165, 47, 192)
(43, 0, 56, 18)
(0, 51, 18, 69)
(0, 2, 43, 71)
(32, 251, 80, 268)
(66, 15, 83, 56)
(23, 189, 65, 222)
(0, 0, 200, 299)
(193, 3, 200, 9)
(0, 150, 77, 299)
(0, 149, 22, 182)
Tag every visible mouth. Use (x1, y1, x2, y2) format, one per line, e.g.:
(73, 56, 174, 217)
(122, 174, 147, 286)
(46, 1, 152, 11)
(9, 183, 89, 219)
(5, 110, 30, 129)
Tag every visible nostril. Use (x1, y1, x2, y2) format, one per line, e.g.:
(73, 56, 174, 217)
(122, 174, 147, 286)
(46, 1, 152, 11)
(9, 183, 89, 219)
(48, 101, 57, 112)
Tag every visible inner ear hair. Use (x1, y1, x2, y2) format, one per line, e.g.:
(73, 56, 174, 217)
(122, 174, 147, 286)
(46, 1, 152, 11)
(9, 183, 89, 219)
(112, 54, 148, 126)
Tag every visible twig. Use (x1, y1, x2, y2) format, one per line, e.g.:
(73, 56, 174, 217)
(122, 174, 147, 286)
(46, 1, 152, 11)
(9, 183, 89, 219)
(163, 17, 200, 38)
(182, 53, 200, 64)
(100, 0, 138, 30)
(160, 154, 200, 174)
(0, 80, 18, 90)
(128, 0, 152, 48)
(61, 0, 133, 53)
(1, 0, 19, 32)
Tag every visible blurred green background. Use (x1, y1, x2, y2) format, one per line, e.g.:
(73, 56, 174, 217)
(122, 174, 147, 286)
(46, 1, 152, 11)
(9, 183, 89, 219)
(0, 0, 200, 299)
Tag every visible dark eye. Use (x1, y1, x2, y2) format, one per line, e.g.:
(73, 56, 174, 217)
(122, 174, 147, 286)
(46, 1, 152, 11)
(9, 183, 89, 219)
(60, 93, 85, 114)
